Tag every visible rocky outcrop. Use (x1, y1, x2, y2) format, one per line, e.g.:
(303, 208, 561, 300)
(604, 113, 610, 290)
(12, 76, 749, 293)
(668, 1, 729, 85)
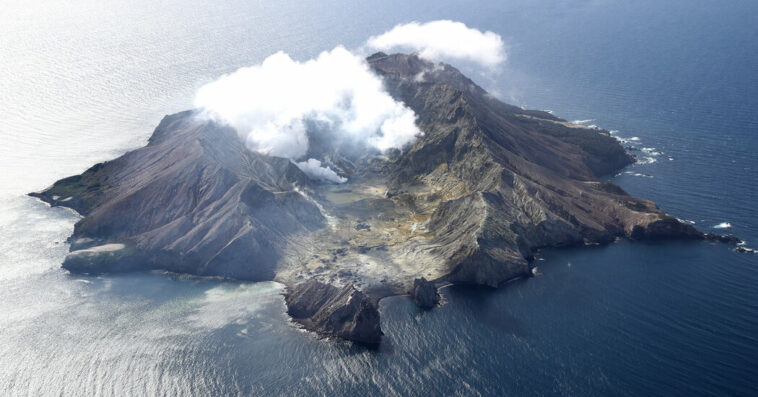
(285, 280, 382, 345)
(629, 218, 703, 241)
(410, 278, 440, 308)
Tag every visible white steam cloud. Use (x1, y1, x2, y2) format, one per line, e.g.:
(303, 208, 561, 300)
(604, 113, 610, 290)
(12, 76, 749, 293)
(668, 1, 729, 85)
(195, 20, 504, 183)
(295, 159, 347, 184)
(194, 46, 420, 183)
(365, 20, 506, 70)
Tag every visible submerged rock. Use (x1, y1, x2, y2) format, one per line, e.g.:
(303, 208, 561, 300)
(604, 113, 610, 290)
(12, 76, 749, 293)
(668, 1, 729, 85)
(410, 278, 440, 308)
(704, 233, 743, 245)
(285, 280, 382, 345)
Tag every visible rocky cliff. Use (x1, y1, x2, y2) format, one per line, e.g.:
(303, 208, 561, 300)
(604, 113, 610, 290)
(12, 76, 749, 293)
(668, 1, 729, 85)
(31, 53, 722, 344)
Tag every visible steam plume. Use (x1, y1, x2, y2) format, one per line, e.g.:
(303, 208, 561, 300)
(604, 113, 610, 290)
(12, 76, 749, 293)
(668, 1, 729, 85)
(194, 46, 420, 182)
(194, 20, 505, 183)
(295, 159, 347, 184)
(365, 20, 506, 70)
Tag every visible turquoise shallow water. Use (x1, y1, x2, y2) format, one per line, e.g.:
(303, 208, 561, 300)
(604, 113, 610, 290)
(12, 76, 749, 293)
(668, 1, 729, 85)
(1, 0, 756, 395)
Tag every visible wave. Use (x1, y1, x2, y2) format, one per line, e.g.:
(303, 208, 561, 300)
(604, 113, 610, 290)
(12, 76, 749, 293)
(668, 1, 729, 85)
(713, 222, 732, 229)
(614, 135, 641, 145)
(614, 136, 632, 144)
(636, 156, 658, 165)
(571, 119, 594, 125)
(623, 171, 654, 178)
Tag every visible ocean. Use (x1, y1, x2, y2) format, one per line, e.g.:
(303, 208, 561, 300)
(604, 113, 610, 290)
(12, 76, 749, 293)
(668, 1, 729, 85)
(1, 0, 756, 395)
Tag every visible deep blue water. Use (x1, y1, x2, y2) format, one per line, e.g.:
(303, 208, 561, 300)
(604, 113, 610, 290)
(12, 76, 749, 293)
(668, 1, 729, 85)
(1, 0, 756, 395)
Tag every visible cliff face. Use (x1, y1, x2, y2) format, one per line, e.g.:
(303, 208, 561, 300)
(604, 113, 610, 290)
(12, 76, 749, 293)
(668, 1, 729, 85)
(31, 53, 708, 344)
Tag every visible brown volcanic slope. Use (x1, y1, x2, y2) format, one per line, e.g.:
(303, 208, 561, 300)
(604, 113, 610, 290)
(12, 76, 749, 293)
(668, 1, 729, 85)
(31, 53, 705, 343)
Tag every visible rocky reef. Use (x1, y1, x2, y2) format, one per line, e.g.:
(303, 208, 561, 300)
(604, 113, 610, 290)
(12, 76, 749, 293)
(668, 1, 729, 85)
(31, 53, 733, 344)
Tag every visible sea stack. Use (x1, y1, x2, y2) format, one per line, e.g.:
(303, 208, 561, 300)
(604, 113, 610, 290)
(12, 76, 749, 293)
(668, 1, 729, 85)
(285, 280, 382, 345)
(410, 278, 440, 309)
